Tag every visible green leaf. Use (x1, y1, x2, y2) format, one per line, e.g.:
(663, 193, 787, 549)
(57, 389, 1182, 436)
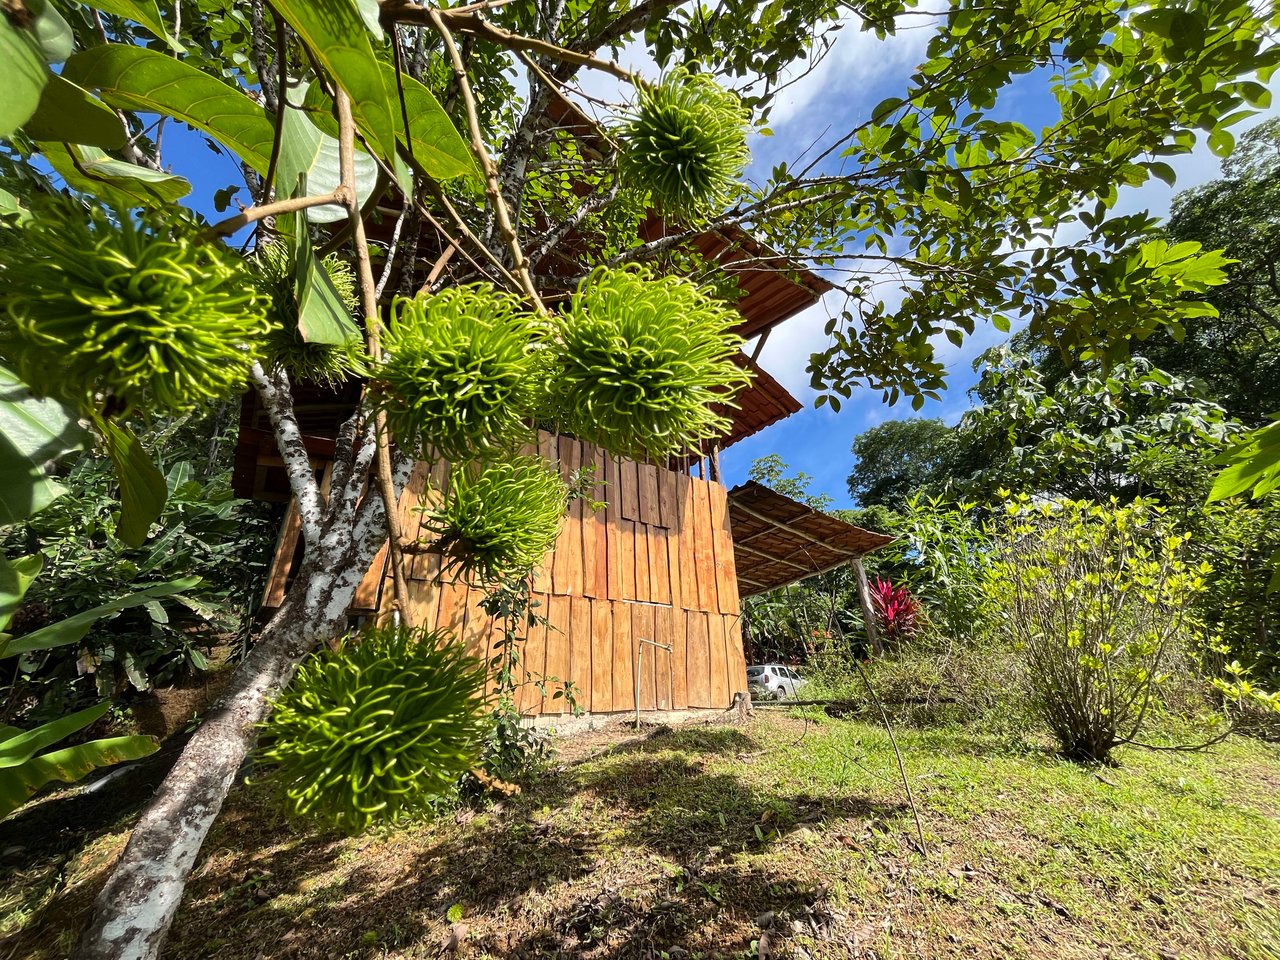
(40, 141, 192, 207)
(354, 0, 385, 37)
(83, 0, 184, 52)
(0, 702, 109, 768)
(97, 418, 167, 547)
(23, 74, 125, 149)
(62, 45, 275, 173)
(2, 577, 201, 657)
(0, 188, 30, 225)
(0, 363, 88, 524)
(0, 15, 49, 138)
(270, 0, 398, 163)
(1208, 128, 1235, 159)
(1147, 161, 1176, 187)
(292, 207, 361, 345)
(277, 93, 378, 224)
(0, 732, 158, 818)
(28, 0, 73, 64)
(0, 554, 43, 634)
(388, 66, 479, 183)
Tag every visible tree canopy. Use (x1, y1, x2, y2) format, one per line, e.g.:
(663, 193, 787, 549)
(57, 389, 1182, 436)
(847, 417, 955, 510)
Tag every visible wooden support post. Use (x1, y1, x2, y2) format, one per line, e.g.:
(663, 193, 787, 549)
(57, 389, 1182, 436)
(852, 557, 883, 657)
(709, 444, 722, 483)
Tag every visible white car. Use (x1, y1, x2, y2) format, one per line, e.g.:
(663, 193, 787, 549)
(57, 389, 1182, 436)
(747, 664, 807, 700)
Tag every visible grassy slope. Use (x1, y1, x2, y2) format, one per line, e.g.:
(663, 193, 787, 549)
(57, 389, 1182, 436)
(3, 714, 1278, 960)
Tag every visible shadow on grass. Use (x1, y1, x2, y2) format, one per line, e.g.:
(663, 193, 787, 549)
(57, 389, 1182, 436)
(151, 724, 906, 959)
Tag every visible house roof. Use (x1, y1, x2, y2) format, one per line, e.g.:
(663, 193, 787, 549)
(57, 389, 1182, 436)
(710, 352, 801, 453)
(727, 481, 894, 596)
(679, 226, 833, 341)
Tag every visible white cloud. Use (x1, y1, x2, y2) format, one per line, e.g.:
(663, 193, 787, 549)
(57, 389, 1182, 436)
(762, 19, 936, 136)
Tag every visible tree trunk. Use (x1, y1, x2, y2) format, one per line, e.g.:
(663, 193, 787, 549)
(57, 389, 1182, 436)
(72, 462, 403, 960)
(853, 557, 883, 657)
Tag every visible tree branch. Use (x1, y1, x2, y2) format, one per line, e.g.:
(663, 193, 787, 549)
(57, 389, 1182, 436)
(248, 362, 324, 546)
(335, 88, 414, 626)
(207, 189, 350, 238)
(429, 7, 548, 314)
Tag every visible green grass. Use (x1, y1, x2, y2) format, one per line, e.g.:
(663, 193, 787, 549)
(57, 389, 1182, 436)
(3, 715, 1278, 959)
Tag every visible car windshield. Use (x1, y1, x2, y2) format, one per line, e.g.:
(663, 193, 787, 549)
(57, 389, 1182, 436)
(746, 667, 765, 678)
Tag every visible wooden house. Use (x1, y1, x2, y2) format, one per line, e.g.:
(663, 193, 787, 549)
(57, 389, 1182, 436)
(236, 228, 893, 719)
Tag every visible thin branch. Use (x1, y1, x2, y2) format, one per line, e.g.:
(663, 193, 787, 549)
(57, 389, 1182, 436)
(336, 88, 414, 625)
(207, 189, 350, 237)
(260, 11, 290, 204)
(429, 8, 548, 314)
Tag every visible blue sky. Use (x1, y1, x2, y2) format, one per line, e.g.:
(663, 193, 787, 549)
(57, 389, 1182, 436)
(148, 16, 1276, 510)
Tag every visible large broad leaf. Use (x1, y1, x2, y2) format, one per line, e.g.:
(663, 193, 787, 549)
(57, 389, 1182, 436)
(23, 75, 125, 149)
(0, 554, 43, 632)
(291, 201, 362, 345)
(83, 0, 184, 52)
(0, 731, 159, 818)
(97, 418, 167, 548)
(28, 0, 74, 64)
(0, 702, 109, 768)
(1210, 420, 1280, 501)
(277, 93, 378, 225)
(303, 67, 477, 185)
(0, 16, 49, 138)
(62, 45, 275, 173)
(0, 364, 88, 524)
(391, 67, 479, 184)
(270, 0, 398, 164)
(41, 141, 191, 207)
(2, 577, 201, 657)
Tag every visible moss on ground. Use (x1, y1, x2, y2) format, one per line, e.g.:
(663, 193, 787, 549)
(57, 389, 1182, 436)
(2, 714, 1278, 959)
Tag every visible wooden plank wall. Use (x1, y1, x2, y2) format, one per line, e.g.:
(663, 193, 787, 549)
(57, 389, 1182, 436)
(348, 431, 746, 715)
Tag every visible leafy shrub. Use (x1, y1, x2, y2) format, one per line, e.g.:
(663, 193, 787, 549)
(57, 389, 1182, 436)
(0, 200, 270, 415)
(870, 578, 921, 645)
(887, 495, 995, 646)
(376, 285, 544, 462)
(618, 69, 749, 220)
(986, 497, 1208, 763)
(0, 402, 273, 714)
(420, 456, 568, 583)
(258, 625, 488, 831)
(549, 267, 751, 460)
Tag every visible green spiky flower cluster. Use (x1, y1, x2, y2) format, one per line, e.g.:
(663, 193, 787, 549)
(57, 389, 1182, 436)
(375, 286, 545, 462)
(422, 456, 568, 582)
(0, 201, 270, 415)
(618, 69, 749, 221)
(258, 625, 487, 832)
(548, 267, 752, 460)
(254, 241, 367, 387)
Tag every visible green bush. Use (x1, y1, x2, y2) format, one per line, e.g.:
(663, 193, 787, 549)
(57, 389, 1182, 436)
(985, 497, 1209, 763)
(0, 200, 270, 415)
(618, 68, 749, 220)
(258, 625, 488, 831)
(0, 433, 270, 714)
(420, 456, 568, 583)
(375, 285, 545, 462)
(548, 267, 751, 460)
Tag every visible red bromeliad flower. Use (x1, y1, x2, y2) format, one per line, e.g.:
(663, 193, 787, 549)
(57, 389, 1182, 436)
(870, 578, 920, 644)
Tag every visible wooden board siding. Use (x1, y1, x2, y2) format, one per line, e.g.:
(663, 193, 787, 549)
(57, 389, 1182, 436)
(264, 434, 748, 716)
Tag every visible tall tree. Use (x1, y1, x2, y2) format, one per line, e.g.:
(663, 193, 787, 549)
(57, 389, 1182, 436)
(0, 0, 1273, 956)
(749, 453, 835, 510)
(848, 417, 955, 509)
